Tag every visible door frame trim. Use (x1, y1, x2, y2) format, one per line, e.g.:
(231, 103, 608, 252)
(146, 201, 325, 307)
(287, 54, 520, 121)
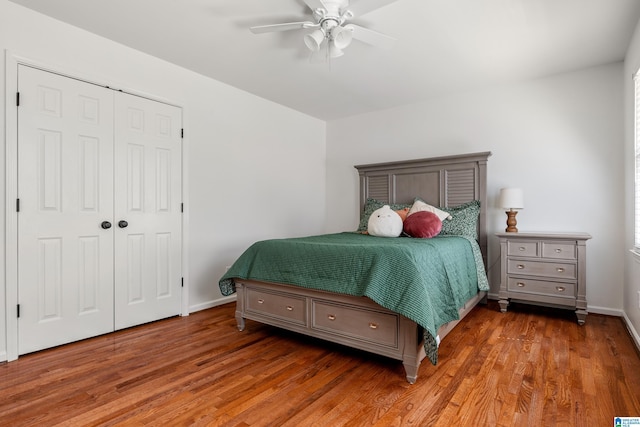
(3, 50, 190, 361)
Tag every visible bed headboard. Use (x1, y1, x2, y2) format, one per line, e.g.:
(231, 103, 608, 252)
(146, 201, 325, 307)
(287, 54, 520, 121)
(354, 151, 491, 267)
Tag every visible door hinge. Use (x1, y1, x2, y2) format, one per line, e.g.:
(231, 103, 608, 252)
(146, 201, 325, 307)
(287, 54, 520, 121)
(181, 128, 184, 138)
(16, 92, 20, 107)
(16, 198, 20, 213)
(17, 304, 20, 318)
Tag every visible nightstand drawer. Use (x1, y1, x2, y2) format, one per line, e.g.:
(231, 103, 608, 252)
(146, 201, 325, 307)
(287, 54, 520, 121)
(507, 240, 539, 257)
(542, 241, 577, 260)
(507, 259, 576, 280)
(246, 288, 306, 326)
(507, 277, 576, 300)
(312, 301, 398, 348)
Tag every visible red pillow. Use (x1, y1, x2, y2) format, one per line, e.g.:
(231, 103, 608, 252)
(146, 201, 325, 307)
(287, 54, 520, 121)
(403, 211, 442, 238)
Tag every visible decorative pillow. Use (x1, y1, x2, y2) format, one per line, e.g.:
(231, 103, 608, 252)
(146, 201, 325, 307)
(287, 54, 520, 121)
(368, 205, 403, 237)
(395, 207, 410, 222)
(357, 198, 412, 232)
(403, 211, 443, 238)
(407, 199, 452, 221)
(439, 200, 480, 239)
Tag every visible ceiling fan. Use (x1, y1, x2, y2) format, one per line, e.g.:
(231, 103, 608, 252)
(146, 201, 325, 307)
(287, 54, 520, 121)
(249, 0, 399, 59)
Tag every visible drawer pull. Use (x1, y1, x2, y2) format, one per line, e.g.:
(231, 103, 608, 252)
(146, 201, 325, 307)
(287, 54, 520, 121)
(556, 267, 565, 273)
(517, 282, 526, 287)
(519, 247, 526, 251)
(517, 264, 525, 269)
(555, 248, 562, 253)
(369, 323, 378, 330)
(286, 306, 293, 311)
(556, 286, 566, 292)
(257, 299, 264, 304)
(327, 314, 336, 321)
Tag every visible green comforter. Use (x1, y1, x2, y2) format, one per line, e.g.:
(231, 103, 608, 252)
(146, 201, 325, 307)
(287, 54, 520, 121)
(219, 232, 488, 364)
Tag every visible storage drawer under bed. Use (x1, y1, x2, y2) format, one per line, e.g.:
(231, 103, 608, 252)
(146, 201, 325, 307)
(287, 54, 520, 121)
(245, 287, 307, 326)
(311, 300, 399, 348)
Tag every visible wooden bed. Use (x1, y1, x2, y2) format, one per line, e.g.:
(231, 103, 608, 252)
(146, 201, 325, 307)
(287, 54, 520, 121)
(232, 152, 491, 383)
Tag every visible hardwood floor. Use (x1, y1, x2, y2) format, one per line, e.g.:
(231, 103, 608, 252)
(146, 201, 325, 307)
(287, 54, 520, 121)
(1, 301, 639, 426)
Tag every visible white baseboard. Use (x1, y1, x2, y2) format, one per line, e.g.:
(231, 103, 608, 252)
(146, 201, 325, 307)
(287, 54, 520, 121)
(0, 351, 7, 363)
(622, 313, 640, 353)
(587, 305, 624, 317)
(189, 295, 237, 314)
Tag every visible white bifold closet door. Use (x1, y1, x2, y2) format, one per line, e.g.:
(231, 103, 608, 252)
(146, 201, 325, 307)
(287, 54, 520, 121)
(17, 65, 182, 355)
(113, 91, 182, 330)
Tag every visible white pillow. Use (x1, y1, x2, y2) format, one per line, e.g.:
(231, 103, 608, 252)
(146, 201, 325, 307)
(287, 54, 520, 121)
(408, 199, 452, 221)
(367, 205, 403, 237)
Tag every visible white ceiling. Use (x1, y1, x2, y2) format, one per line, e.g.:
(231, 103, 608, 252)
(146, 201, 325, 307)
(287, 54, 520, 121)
(10, 0, 640, 120)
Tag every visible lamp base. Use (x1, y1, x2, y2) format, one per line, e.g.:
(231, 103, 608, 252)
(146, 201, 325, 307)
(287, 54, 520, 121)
(505, 211, 518, 232)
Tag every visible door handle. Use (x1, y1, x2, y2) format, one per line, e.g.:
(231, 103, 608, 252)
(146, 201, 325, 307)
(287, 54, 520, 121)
(118, 220, 128, 228)
(101, 221, 112, 229)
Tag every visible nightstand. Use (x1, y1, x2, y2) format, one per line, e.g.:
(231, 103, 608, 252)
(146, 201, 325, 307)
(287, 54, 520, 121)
(496, 232, 592, 325)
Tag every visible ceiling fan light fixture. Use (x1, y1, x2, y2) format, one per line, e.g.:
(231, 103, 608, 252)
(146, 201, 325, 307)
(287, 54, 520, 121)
(304, 28, 325, 52)
(331, 24, 353, 50)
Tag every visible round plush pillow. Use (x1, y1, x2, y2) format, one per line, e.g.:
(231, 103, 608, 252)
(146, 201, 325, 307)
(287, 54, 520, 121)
(368, 205, 403, 237)
(403, 211, 443, 238)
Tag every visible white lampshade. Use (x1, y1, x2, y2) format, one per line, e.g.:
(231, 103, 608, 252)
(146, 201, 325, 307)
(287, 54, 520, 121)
(499, 188, 524, 210)
(304, 29, 325, 52)
(331, 25, 353, 50)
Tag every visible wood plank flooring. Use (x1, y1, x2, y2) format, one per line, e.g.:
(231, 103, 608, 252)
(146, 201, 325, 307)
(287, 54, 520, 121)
(1, 301, 639, 426)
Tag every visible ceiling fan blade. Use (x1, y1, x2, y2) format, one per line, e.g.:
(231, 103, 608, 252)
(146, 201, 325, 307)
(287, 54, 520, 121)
(303, 0, 329, 12)
(250, 21, 314, 34)
(347, 0, 399, 17)
(349, 24, 396, 49)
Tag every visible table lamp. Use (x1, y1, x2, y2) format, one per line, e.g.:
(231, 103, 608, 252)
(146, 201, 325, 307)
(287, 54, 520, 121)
(499, 188, 524, 232)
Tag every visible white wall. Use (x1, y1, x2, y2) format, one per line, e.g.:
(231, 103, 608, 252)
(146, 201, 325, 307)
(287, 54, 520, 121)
(623, 18, 640, 348)
(0, 0, 326, 360)
(326, 63, 625, 315)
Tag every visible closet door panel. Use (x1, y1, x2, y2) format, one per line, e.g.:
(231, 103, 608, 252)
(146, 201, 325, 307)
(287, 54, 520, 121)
(17, 65, 115, 355)
(114, 92, 182, 329)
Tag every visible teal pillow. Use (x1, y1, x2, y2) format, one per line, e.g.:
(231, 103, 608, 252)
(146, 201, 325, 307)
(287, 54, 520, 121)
(440, 200, 480, 239)
(357, 198, 412, 232)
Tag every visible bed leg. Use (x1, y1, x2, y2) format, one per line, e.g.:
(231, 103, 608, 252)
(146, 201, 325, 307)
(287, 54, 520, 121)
(403, 361, 418, 384)
(402, 351, 419, 384)
(236, 312, 245, 331)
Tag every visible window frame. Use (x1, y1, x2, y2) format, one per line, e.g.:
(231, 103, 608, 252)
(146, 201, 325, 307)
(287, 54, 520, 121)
(634, 73, 640, 252)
